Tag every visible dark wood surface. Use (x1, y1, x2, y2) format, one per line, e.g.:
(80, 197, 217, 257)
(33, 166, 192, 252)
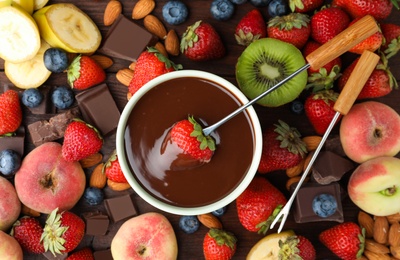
(1, 0, 400, 259)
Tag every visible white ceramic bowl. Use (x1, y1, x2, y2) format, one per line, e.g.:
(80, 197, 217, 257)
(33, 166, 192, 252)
(116, 70, 262, 215)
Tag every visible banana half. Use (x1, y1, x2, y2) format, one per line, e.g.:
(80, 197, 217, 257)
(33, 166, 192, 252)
(246, 230, 295, 260)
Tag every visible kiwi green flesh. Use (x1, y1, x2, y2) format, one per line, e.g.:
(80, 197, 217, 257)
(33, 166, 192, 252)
(235, 38, 307, 107)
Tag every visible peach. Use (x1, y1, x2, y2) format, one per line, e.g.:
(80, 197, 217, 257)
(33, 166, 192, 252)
(340, 101, 400, 163)
(0, 176, 21, 231)
(111, 212, 178, 260)
(14, 142, 85, 214)
(348, 156, 400, 216)
(0, 230, 23, 260)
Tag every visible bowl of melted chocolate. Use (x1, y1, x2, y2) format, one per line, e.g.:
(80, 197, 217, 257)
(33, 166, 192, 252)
(116, 70, 262, 215)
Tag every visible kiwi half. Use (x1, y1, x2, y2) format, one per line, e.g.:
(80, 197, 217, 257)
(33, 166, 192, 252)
(235, 38, 307, 107)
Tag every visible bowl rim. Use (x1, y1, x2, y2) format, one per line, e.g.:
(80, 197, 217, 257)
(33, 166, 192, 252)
(116, 69, 262, 215)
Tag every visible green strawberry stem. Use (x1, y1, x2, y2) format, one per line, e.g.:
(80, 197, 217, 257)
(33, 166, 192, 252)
(147, 46, 182, 71)
(357, 228, 366, 258)
(189, 115, 216, 151)
(180, 20, 202, 53)
(208, 228, 237, 249)
(256, 204, 283, 235)
(274, 120, 307, 158)
(306, 65, 341, 92)
(40, 208, 68, 256)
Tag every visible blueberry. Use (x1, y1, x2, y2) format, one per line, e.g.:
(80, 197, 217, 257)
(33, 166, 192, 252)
(162, 1, 188, 25)
(290, 99, 304, 115)
(43, 48, 69, 73)
(83, 187, 104, 206)
(312, 193, 337, 218)
(230, 0, 247, 5)
(179, 215, 200, 234)
(210, 0, 235, 21)
(51, 86, 74, 109)
(212, 206, 227, 217)
(249, 0, 271, 7)
(21, 88, 43, 108)
(0, 149, 21, 177)
(268, 0, 290, 17)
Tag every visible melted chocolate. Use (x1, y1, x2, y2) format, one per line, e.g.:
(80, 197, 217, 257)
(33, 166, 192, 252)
(124, 77, 255, 207)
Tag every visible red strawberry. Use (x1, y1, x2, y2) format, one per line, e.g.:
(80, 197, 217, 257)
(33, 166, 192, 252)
(169, 115, 216, 163)
(279, 235, 316, 260)
(203, 228, 237, 260)
(0, 90, 22, 136)
(257, 120, 307, 174)
(267, 12, 311, 49)
(41, 208, 85, 256)
(310, 6, 350, 44)
(11, 216, 45, 254)
(67, 55, 106, 90)
(348, 18, 384, 54)
(289, 0, 324, 13)
(332, 0, 399, 20)
(338, 55, 397, 99)
(66, 247, 94, 260)
(128, 47, 182, 95)
(319, 222, 365, 260)
(236, 176, 287, 234)
(234, 9, 267, 46)
(302, 40, 341, 91)
(304, 89, 341, 135)
(381, 23, 400, 59)
(180, 20, 225, 61)
(62, 119, 103, 162)
(103, 150, 127, 183)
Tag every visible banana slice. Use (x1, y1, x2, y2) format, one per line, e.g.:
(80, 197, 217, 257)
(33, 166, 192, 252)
(0, 0, 12, 8)
(246, 230, 295, 260)
(33, 3, 101, 53)
(12, 0, 34, 14)
(33, 0, 49, 10)
(5, 40, 52, 89)
(0, 5, 41, 63)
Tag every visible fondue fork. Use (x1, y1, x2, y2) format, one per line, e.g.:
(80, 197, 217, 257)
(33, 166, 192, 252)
(270, 50, 380, 233)
(202, 15, 379, 136)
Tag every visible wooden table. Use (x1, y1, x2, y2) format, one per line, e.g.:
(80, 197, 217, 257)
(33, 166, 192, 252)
(1, 0, 400, 259)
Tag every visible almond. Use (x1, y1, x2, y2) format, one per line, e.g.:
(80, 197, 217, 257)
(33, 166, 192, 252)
(358, 211, 375, 238)
(129, 61, 136, 71)
(144, 14, 167, 39)
(89, 163, 107, 189)
(90, 54, 114, 69)
(107, 179, 131, 191)
(165, 29, 180, 56)
(21, 204, 40, 217)
(127, 92, 132, 101)
(363, 250, 391, 260)
(104, 0, 122, 26)
(387, 213, 400, 224)
(132, 0, 155, 20)
(389, 222, 400, 247)
(197, 213, 223, 229)
(303, 151, 314, 172)
(286, 158, 305, 177)
(154, 42, 168, 58)
(79, 153, 103, 168)
(302, 136, 322, 152)
(390, 245, 400, 258)
(365, 238, 390, 254)
(116, 68, 134, 87)
(286, 176, 309, 191)
(374, 216, 389, 244)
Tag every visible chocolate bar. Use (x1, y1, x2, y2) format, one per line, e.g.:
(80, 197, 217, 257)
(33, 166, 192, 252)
(104, 193, 137, 223)
(312, 151, 355, 185)
(82, 211, 110, 236)
(75, 83, 120, 137)
(27, 107, 80, 146)
(0, 126, 25, 155)
(93, 249, 113, 260)
(293, 182, 344, 223)
(99, 14, 157, 61)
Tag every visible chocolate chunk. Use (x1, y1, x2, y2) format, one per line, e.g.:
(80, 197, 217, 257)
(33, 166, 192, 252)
(42, 251, 68, 260)
(82, 211, 110, 236)
(292, 182, 344, 223)
(27, 86, 56, 115)
(324, 134, 346, 157)
(0, 126, 25, 155)
(312, 151, 356, 185)
(98, 14, 157, 61)
(93, 249, 113, 260)
(75, 83, 120, 137)
(27, 107, 80, 146)
(104, 193, 137, 223)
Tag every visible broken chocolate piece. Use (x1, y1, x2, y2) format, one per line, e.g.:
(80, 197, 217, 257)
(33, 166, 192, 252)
(75, 83, 120, 137)
(27, 107, 80, 146)
(27, 86, 56, 115)
(0, 126, 25, 155)
(312, 151, 355, 185)
(98, 14, 157, 61)
(104, 193, 137, 223)
(292, 182, 344, 223)
(93, 249, 113, 260)
(42, 250, 68, 260)
(82, 211, 110, 236)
